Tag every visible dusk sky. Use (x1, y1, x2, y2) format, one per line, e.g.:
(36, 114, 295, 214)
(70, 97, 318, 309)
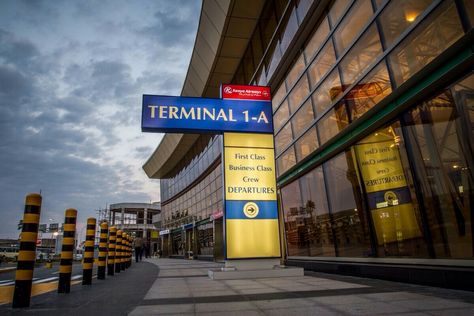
(0, 0, 201, 239)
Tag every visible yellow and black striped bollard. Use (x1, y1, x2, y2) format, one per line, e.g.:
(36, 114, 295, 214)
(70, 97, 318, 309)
(107, 226, 116, 276)
(127, 235, 132, 268)
(12, 193, 42, 308)
(115, 230, 122, 273)
(97, 222, 108, 279)
(82, 217, 96, 285)
(58, 208, 77, 293)
(121, 233, 127, 271)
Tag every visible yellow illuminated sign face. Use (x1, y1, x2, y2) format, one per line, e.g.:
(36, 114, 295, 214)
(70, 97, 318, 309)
(226, 220, 280, 258)
(224, 132, 281, 259)
(224, 147, 277, 200)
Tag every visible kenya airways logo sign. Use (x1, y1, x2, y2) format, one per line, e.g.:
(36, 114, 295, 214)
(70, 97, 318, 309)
(222, 84, 271, 101)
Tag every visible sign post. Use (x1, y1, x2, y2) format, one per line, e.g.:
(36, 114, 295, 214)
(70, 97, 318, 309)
(142, 84, 303, 279)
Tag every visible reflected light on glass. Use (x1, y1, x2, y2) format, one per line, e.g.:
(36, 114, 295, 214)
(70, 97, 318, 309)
(405, 11, 418, 22)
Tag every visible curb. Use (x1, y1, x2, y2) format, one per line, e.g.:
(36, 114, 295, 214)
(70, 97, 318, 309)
(0, 267, 15, 274)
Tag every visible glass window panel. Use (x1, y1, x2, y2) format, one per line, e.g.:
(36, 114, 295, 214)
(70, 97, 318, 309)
(266, 40, 282, 80)
(292, 99, 315, 137)
(260, 4, 278, 48)
(295, 126, 318, 161)
(252, 29, 264, 68)
(281, 179, 308, 256)
(339, 23, 383, 87)
(272, 83, 287, 112)
(280, 7, 299, 54)
(275, 122, 293, 155)
(464, 0, 474, 28)
(273, 100, 290, 132)
(323, 151, 372, 257)
(296, 0, 313, 21)
(277, 145, 296, 176)
(312, 68, 342, 115)
(286, 54, 306, 90)
(308, 40, 336, 89)
(354, 123, 429, 257)
(347, 60, 392, 121)
(288, 75, 310, 113)
(304, 16, 330, 60)
(379, 0, 434, 47)
(300, 167, 335, 256)
(402, 73, 474, 258)
(389, 1, 464, 87)
(328, 0, 351, 27)
(333, 0, 373, 54)
(317, 102, 349, 145)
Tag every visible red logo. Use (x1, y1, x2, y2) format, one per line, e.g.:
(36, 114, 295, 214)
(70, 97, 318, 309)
(221, 84, 271, 101)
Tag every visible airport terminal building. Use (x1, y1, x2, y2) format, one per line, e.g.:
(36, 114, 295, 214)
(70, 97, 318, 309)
(143, 0, 473, 287)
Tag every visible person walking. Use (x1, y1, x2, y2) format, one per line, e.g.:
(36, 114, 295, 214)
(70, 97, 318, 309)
(134, 237, 144, 262)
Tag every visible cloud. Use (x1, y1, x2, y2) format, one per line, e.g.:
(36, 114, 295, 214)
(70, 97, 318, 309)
(0, 0, 199, 238)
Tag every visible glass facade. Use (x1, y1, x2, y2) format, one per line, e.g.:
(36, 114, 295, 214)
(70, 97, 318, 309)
(271, 0, 468, 177)
(228, 0, 473, 260)
(281, 72, 474, 259)
(156, 0, 473, 265)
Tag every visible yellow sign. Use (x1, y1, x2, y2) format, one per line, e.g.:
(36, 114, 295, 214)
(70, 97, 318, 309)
(356, 131, 406, 192)
(226, 219, 280, 258)
(356, 128, 422, 245)
(224, 132, 281, 259)
(224, 147, 277, 200)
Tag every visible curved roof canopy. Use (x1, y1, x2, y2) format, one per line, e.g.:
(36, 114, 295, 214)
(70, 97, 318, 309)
(143, 0, 265, 179)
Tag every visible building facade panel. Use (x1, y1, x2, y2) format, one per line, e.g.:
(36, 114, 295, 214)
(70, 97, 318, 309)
(145, 0, 473, 286)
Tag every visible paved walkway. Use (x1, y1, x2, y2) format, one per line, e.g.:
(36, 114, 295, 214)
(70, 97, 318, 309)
(2, 258, 474, 315)
(130, 258, 474, 315)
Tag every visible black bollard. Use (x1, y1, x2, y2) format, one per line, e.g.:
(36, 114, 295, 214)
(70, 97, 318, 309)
(58, 209, 77, 293)
(12, 193, 42, 308)
(97, 222, 108, 280)
(82, 217, 96, 285)
(107, 226, 116, 276)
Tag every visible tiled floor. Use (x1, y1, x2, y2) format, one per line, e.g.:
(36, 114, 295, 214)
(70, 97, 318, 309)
(129, 258, 474, 315)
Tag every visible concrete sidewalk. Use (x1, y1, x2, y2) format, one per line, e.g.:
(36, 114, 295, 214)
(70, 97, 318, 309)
(1, 258, 473, 315)
(130, 258, 474, 315)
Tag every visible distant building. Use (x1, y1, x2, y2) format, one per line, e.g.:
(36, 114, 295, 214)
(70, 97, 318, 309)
(109, 202, 161, 254)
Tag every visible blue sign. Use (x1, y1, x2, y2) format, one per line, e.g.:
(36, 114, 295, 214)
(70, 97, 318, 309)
(141, 95, 273, 133)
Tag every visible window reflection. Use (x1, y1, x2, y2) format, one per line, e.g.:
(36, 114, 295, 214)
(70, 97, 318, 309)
(292, 99, 315, 137)
(317, 102, 349, 145)
(273, 100, 290, 132)
(347, 61, 392, 121)
(339, 23, 383, 87)
(402, 73, 474, 258)
(286, 54, 306, 90)
(275, 121, 293, 155)
(328, 0, 351, 27)
(389, 1, 464, 86)
(312, 68, 342, 115)
(295, 126, 318, 161)
(288, 75, 310, 113)
(281, 180, 307, 256)
(378, 0, 434, 47)
(323, 151, 372, 256)
(464, 0, 474, 28)
(308, 40, 336, 89)
(333, 0, 373, 54)
(354, 124, 428, 257)
(277, 145, 296, 176)
(272, 83, 287, 112)
(304, 16, 330, 61)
